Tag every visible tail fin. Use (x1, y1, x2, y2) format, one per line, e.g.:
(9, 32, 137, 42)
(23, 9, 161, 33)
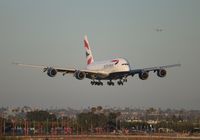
(84, 35, 94, 65)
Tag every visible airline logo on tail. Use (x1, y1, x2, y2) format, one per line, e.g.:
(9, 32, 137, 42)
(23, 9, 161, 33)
(84, 36, 94, 65)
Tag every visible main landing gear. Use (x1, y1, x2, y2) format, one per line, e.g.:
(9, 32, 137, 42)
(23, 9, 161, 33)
(117, 80, 123, 85)
(91, 80, 103, 86)
(107, 80, 114, 86)
(90, 78, 128, 86)
(116, 77, 128, 86)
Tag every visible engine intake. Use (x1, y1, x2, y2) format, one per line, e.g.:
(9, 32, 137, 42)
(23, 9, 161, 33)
(47, 67, 57, 77)
(74, 71, 86, 80)
(139, 71, 149, 80)
(157, 69, 167, 77)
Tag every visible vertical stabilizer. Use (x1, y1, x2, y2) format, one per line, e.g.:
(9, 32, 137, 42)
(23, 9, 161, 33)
(84, 35, 94, 65)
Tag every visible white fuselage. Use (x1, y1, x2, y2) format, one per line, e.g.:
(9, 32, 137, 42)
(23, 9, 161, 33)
(86, 58, 131, 75)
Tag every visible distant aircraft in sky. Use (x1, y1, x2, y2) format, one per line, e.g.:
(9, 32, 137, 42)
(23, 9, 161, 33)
(155, 28, 164, 32)
(14, 36, 180, 86)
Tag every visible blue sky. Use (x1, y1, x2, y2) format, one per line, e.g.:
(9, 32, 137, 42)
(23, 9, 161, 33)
(0, 0, 200, 109)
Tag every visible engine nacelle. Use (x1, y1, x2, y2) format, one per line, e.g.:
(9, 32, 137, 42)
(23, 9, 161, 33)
(74, 71, 86, 80)
(47, 67, 57, 77)
(157, 69, 167, 77)
(139, 71, 149, 80)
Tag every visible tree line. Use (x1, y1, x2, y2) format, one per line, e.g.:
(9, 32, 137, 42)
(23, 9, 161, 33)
(1, 107, 200, 136)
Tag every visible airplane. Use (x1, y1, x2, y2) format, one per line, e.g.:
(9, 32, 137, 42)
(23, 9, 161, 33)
(14, 35, 181, 86)
(155, 28, 164, 32)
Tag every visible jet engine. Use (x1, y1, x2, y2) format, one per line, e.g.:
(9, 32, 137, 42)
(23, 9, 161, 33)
(47, 67, 57, 77)
(74, 71, 86, 80)
(157, 69, 167, 77)
(139, 71, 149, 80)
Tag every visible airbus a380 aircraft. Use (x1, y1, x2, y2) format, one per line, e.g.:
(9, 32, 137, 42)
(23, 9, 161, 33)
(15, 36, 180, 86)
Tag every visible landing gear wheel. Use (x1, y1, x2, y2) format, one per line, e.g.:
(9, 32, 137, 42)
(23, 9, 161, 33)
(91, 81, 94, 85)
(123, 78, 127, 82)
(107, 81, 114, 86)
(117, 80, 123, 85)
(91, 80, 103, 86)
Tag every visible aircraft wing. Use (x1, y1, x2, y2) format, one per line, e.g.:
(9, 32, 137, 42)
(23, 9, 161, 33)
(142, 64, 181, 71)
(14, 62, 180, 80)
(13, 62, 107, 77)
(13, 62, 46, 68)
(128, 63, 181, 76)
(13, 62, 76, 74)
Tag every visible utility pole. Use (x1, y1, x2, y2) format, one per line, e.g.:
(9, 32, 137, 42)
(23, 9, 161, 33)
(46, 118, 49, 135)
(3, 118, 5, 136)
(0, 116, 2, 136)
(116, 117, 117, 131)
(61, 114, 64, 134)
(76, 120, 78, 135)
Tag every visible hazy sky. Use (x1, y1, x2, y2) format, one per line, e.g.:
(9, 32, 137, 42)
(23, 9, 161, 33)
(0, 0, 200, 110)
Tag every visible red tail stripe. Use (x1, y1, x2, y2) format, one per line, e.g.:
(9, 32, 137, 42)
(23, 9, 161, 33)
(87, 57, 92, 65)
(84, 40, 89, 50)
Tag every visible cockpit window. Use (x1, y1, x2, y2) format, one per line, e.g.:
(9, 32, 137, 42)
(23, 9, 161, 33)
(122, 63, 129, 66)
